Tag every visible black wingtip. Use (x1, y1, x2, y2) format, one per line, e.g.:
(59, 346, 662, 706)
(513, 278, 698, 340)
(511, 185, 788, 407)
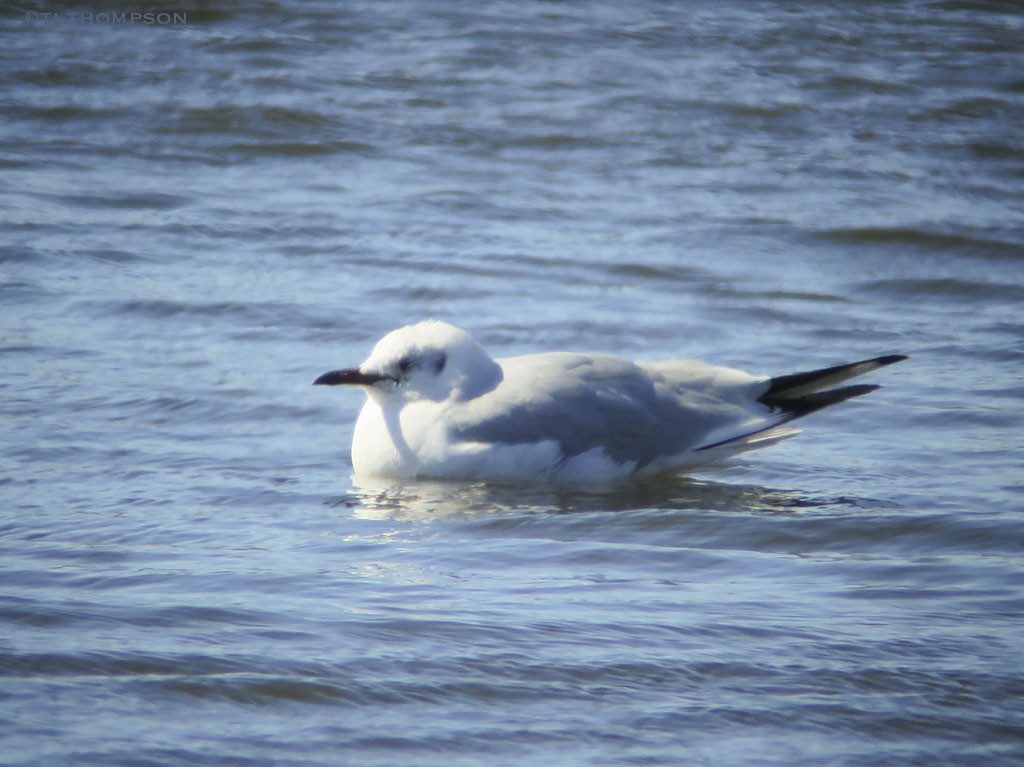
(875, 354, 910, 367)
(759, 353, 907, 418)
(761, 354, 907, 404)
(775, 383, 881, 416)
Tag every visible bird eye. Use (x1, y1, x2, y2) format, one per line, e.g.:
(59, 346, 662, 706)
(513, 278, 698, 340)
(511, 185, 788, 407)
(397, 356, 415, 375)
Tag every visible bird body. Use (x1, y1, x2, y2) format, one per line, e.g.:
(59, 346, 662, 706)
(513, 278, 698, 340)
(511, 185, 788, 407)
(315, 320, 906, 482)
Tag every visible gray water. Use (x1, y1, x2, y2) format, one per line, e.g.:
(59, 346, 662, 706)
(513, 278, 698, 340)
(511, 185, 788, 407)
(2, 2, 1023, 765)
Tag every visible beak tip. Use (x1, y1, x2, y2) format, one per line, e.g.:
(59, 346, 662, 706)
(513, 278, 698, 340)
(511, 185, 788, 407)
(313, 368, 384, 387)
(313, 369, 349, 387)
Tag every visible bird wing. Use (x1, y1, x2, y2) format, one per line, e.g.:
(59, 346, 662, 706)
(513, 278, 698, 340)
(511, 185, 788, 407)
(447, 353, 774, 468)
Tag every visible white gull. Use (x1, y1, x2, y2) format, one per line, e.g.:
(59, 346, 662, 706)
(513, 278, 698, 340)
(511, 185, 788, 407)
(314, 320, 906, 482)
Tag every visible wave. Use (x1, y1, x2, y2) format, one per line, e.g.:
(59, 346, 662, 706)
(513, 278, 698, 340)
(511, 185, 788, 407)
(819, 226, 1024, 261)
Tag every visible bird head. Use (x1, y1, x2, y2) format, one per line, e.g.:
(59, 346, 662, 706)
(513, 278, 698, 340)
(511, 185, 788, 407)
(314, 320, 503, 404)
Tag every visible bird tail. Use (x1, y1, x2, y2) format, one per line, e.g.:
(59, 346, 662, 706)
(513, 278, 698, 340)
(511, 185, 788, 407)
(694, 354, 907, 454)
